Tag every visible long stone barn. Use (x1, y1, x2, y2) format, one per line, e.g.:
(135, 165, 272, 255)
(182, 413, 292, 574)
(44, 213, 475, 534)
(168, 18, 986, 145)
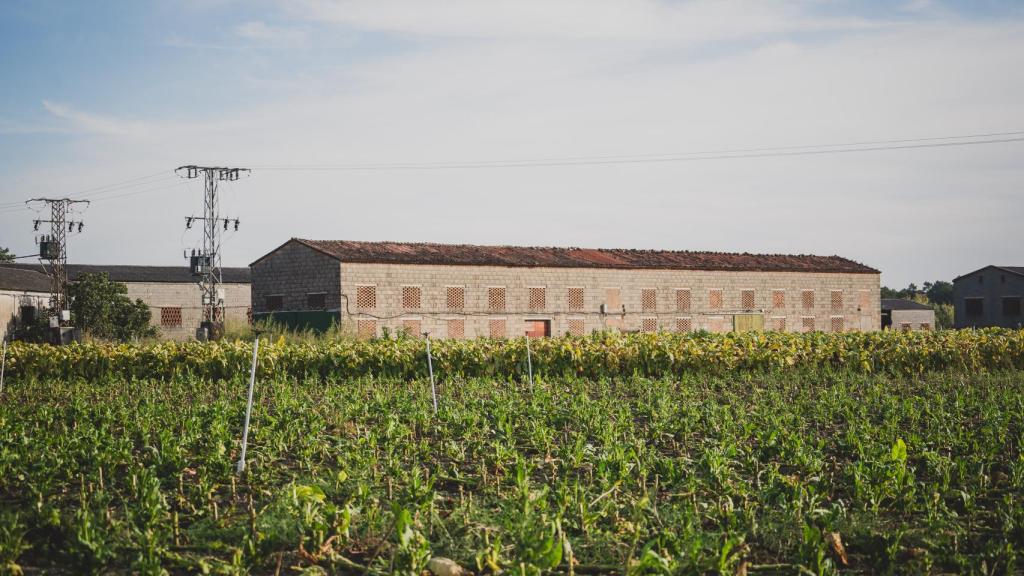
(250, 238, 881, 337)
(1, 263, 251, 340)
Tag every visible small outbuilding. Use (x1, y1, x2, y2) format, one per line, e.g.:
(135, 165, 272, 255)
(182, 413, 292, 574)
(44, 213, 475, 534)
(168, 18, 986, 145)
(953, 265, 1024, 329)
(881, 299, 935, 331)
(0, 266, 51, 340)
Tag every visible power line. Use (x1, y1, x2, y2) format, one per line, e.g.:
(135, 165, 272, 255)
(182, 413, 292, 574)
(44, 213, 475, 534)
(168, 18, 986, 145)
(0, 171, 175, 210)
(248, 131, 1024, 171)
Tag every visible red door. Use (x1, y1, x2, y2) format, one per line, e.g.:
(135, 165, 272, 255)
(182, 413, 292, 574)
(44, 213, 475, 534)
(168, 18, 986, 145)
(525, 319, 551, 338)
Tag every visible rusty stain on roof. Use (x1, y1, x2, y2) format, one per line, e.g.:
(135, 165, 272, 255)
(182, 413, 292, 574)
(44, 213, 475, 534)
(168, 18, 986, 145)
(282, 238, 879, 274)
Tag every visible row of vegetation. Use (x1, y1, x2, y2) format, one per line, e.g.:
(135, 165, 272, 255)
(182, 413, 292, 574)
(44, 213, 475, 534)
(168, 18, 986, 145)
(2, 370, 1022, 574)
(4, 328, 1024, 382)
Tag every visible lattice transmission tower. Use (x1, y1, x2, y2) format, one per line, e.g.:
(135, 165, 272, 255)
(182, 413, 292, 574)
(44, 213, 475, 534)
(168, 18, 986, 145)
(26, 197, 89, 328)
(176, 165, 248, 339)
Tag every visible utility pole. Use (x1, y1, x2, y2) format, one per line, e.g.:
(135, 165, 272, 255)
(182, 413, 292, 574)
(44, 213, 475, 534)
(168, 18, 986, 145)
(26, 197, 88, 343)
(176, 165, 248, 340)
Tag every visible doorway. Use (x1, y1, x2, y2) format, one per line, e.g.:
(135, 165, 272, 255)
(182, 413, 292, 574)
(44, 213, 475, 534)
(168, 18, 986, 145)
(525, 319, 551, 338)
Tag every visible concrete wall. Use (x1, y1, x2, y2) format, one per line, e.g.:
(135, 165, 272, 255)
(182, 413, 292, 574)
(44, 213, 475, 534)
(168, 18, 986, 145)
(889, 309, 935, 331)
(0, 290, 49, 341)
(125, 282, 251, 340)
(954, 268, 1024, 329)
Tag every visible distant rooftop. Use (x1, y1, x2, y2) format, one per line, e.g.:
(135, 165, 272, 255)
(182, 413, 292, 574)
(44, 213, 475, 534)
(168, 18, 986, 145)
(0, 266, 51, 293)
(881, 298, 933, 311)
(266, 238, 879, 274)
(1, 263, 250, 284)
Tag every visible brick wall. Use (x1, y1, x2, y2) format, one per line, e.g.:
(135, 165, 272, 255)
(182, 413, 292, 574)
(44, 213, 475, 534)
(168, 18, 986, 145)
(335, 261, 881, 338)
(125, 282, 251, 341)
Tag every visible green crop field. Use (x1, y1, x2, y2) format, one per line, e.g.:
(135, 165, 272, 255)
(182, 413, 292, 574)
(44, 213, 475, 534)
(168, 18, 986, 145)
(2, 360, 1024, 574)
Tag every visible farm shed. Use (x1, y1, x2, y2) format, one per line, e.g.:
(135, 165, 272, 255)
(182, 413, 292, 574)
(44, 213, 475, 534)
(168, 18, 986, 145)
(250, 239, 881, 338)
(881, 299, 935, 331)
(953, 265, 1024, 329)
(1, 263, 252, 340)
(0, 266, 51, 340)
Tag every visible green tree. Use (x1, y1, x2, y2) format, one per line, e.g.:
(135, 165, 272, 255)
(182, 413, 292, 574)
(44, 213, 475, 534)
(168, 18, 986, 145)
(0, 246, 14, 263)
(923, 280, 954, 306)
(69, 272, 157, 341)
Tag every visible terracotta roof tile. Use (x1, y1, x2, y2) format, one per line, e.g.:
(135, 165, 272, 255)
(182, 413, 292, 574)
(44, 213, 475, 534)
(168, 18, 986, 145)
(290, 239, 878, 274)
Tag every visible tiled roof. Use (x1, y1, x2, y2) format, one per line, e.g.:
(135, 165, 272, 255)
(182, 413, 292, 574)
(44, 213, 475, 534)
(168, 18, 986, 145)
(881, 299, 933, 311)
(0, 266, 51, 293)
(1, 263, 250, 284)
(283, 238, 879, 274)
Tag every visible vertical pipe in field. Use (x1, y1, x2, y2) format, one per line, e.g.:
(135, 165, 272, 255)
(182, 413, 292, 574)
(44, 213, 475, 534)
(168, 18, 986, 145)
(0, 340, 6, 396)
(236, 336, 260, 474)
(425, 333, 438, 414)
(525, 334, 534, 392)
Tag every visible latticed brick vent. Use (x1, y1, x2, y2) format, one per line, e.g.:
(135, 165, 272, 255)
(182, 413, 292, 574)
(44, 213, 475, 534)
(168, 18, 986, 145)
(357, 319, 377, 339)
(402, 286, 421, 309)
(802, 316, 815, 332)
(641, 289, 657, 311)
(831, 290, 843, 311)
(528, 287, 546, 311)
(567, 287, 584, 311)
(307, 293, 326, 310)
(676, 289, 691, 311)
(709, 289, 723, 310)
(446, 286, 465, 310)
(489, 318, 506, 338)
(488, 287, 506, 311)
(831, 316, 844, 332)
(568, 318, 585, 336)
(246, 307, 253, 325)
(447, 319, 465, 339)
(401, 318, 421, 337)
(772, 316, 786, 332)
(160, 307, 182, 327)
(675, 317, 692, 332)
(802, 290, 815, 309)
(741, 289, 755, 310)
(266, 295, 283, 311)
(900, 323, 912, 331)
(921, 323, 932, 331)
(356, 285, 376, 309)
(641, 317, 658, 333)
(772, 290, 785, 309)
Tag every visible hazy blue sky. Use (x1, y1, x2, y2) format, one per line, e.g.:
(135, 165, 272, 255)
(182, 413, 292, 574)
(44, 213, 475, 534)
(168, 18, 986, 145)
(1, 0, 1022, 287)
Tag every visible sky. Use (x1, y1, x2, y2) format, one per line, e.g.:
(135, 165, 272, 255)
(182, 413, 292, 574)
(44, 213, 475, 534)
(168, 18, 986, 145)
(0, 0, 1022, 288)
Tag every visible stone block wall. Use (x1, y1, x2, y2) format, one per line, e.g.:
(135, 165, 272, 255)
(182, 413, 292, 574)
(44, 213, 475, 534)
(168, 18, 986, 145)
(335, 262, 881, 338)
(251, 242, 342, 314)
(125, 282, 251, 341)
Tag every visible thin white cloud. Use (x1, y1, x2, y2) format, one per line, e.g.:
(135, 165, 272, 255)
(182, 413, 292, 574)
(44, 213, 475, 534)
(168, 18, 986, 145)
(41, 100, 152, 138)
(234, 20, 310, 49)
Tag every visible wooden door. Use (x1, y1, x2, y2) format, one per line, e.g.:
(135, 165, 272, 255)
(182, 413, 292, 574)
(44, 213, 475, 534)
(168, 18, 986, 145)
(525, 319, 550, 338)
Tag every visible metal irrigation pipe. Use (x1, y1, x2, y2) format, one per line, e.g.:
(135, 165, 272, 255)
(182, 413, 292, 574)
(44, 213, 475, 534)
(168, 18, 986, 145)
(525, 334, 534, 392)
(424, 332, 438, 414)
(236, 335, 260, 474)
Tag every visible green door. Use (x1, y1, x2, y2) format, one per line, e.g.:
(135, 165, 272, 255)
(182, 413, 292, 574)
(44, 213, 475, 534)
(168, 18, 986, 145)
(733, 314, 764, 332)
